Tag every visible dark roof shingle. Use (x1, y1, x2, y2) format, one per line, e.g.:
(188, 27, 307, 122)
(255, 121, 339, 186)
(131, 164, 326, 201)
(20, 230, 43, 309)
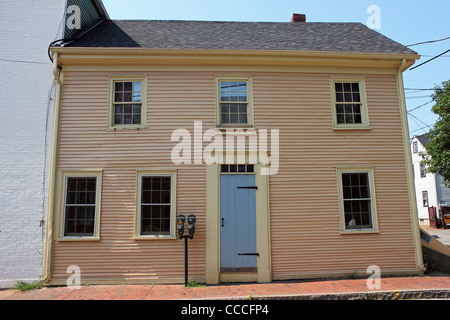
(69, 20, 417, 55)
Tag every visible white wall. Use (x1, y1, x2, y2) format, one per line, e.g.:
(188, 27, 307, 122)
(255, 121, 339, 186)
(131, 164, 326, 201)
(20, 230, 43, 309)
(0, 0, 65, 288)
(411, 137, 438, 222)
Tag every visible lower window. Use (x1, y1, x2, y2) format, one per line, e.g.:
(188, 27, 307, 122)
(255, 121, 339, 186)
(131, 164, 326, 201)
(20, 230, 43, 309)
(62, 172, 102, 239)
(136, 171, 177, 238)
(338, 168, 378, 232)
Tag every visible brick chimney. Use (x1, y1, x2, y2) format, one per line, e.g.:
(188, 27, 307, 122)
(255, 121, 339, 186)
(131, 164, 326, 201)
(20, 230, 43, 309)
(291, 13, 306, 22)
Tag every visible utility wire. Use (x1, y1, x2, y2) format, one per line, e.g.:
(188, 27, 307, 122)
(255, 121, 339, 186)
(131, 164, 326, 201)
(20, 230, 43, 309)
(406, 36, 450, 47)
(409, 48, 450, 70)
(407, 112, 433, 130)
(407, 100, 434, 112)
(0, 58, 50, 65)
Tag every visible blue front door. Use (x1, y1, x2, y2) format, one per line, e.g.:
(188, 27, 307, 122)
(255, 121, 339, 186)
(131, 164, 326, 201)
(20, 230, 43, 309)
(220, 174, 257, 272)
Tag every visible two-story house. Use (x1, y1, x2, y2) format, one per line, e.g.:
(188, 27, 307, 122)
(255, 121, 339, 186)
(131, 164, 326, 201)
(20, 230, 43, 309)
(44, 14, 423, 285)
(411, 134, 450, 226)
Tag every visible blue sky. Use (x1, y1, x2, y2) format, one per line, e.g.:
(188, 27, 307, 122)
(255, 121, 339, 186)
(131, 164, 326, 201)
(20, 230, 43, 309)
(101, 0, 450, 138)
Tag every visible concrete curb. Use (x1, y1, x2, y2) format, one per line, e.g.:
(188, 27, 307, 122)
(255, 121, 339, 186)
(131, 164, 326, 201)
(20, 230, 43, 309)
(209, 289, 450, 300)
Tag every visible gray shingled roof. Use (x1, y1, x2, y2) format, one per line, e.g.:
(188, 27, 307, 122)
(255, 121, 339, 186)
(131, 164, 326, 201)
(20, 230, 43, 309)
(68, 20, 417, 55)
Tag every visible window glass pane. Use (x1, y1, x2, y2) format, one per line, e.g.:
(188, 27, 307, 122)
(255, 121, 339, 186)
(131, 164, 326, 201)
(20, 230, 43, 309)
(343, 83, 351, 92)
(221, 114, 230, 124)
(351, 83, 359, 92)
(115, 82, 123, 92)
(115, 92, 123, 102)
(133, 81, 141, 92)
(335, 83, 343, 92)
(123, 82, 132, 91)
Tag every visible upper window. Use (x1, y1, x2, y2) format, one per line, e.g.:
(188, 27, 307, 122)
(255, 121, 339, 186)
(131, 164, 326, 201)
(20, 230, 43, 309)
(413, 141, 418, 153)
(420, 163, 426, 178)
(337, 167, 378, 233)
(135, 171, 177, 239)
(61, 171, 102, 239)
(330, 78, 369, 129)
(215, 76, 253, 127)
(108, 77, 147, 130)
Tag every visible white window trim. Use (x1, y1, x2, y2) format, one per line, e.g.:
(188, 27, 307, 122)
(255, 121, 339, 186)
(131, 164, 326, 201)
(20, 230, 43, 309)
(107, 76, 147, 131)
(57, 170, 102, 241)
(330, 77, 370, 130)
(422, 191, 429, 207)
(336, 166, 379, 234)
(215, 75, 254, 128)
(134, 169, 177, 240)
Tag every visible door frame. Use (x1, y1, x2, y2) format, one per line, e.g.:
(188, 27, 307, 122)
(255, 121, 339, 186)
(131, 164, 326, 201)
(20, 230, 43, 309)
(206, 161, 271, 284)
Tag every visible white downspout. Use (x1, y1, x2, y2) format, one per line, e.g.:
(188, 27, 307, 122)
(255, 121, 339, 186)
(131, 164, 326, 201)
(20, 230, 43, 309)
(43, 51, 62, 283)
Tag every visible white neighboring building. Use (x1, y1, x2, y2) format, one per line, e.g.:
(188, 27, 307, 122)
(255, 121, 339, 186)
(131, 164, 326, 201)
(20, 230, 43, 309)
(0, 0, 108, 288)
(411, 134, 450, 225)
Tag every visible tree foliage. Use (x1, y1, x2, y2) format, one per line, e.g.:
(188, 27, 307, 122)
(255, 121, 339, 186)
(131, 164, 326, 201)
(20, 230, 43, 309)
(420, 79, 450, 186)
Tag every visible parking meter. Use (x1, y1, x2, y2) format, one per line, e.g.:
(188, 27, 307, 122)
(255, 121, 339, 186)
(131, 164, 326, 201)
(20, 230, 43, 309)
(176, 214, 186, 239)
(187, 214, 196, 238)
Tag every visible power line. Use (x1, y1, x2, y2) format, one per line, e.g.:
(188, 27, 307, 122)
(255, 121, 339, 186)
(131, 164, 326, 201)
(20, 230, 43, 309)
(405, 88, 436, 91)
(407, 112, 433, 130)
(406, 95, 433, 99)
(409, 48, 450, 70)
(406, 36, 450, 47)
(0, 58, 50, 65)
(407, 100, 434, 112)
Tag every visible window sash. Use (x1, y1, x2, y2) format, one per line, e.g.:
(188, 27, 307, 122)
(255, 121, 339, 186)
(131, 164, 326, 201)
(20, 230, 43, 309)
(422, 191, 429, 207)
(219, 80, 249, 125)
(420, 163, 426, 178)
(341, 172, 373, 230)
(413, 141, 418, 153)
(112, 80, 143, 126)
(63, 177, 97, 237)
(140, 175, 172, 236)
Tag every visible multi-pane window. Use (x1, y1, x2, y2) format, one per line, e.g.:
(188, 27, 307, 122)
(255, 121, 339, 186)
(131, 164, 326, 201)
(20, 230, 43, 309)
(112, 80, 142, 126)
(219, 80, 249, 125)
(420, 163, 426, 178)
(413, 141, 418, 153)
(334, 82, 362, 124)
(140, 176, 172, 235)
(64, 177, 97, 237)
(422, 191, 429, 207)
(221, 164, 254, 173)
(341, 172, 373, 230)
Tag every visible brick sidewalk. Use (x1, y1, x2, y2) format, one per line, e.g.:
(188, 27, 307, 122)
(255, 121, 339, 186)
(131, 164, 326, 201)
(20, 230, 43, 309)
(1, 275, 449, 300)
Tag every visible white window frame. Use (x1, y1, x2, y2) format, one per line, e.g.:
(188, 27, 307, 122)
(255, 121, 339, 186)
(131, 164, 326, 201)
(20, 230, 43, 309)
(413, 141, 418, 153)
(420, 162, 427, 178)
(135, 170, 177, 239)
(215, 76, 254, 128)
(337, 167, 379, 234)
(108, 76, 147, 130)
(57, 170, 102, 241)
(330, 77, 370, 130)
(422, 191, 429, 207)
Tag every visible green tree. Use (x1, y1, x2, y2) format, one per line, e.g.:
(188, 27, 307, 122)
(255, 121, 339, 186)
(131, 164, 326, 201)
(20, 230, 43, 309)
(420, 79, 450, 186)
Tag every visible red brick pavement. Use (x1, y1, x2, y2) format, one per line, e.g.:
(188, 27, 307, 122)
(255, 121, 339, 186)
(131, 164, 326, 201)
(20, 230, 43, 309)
(0, 275, 449, 300)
